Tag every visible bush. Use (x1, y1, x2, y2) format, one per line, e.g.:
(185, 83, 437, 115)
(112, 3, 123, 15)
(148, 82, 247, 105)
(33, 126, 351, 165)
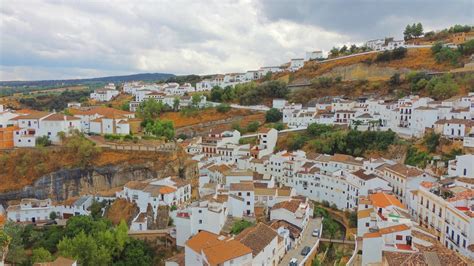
(230, 220, 253, 235)
(272, 122, 285, 131)
(426, 74, 459, 100)
(307, 123, 334, 137)
(36, 136, 52, 147)
(405, 147, 432, 168)
(246, 121, 260, 132)
(434, 47, 461, 66)
(144, 119, 175, 140)
(265, 108, 283, 123)
(216, 103, 231, 113)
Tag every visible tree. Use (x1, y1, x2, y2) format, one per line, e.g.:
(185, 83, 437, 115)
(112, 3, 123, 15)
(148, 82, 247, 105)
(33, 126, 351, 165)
(120, 101, 130, 111)
(61, 131, 100, 167)
(58, 231, 112, 266)
(246, 121, 260, 132)
(114, 238, 153, 266)
(49, 211, 57, 220)
(414, 22, 424, 38)
(191, 94, 201, 107)
(89, 200, 104, 220)
(272, 122, 285, 131)
(172, 97, 180, 111)
(322, 218, 339, 240)
(265, 108, 283, 123)
(330, 47, 339, 57)
(389, 73, 401, 86)
(210, 86, 223, 102)
(36, 135, 52, 147)
(2, 222, 27, 264)
(144, 120, 175, 140)
(426, 74, 459, 100)
(216, 103, 231, 113)
(307, 123, 334, 137)
(404, 24, 414, 40)
(431, 42, 444, 54)
(31, 247, 53, 263)
(423, 132, 440, 153)
(137, 99, 167, 121)
(339, 45, 348, 54)
(459, 39, 474, 55)
(434, 47, 461, 66)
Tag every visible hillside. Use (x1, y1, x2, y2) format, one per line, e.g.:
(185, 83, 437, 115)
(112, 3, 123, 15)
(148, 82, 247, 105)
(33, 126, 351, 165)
(279, 47, 473, 103)
(284, 48, 455, 83)
(0, 72, 175, 87)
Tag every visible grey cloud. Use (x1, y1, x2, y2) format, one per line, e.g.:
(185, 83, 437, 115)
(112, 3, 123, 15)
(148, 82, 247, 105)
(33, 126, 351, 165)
(257, 0, 474, 41)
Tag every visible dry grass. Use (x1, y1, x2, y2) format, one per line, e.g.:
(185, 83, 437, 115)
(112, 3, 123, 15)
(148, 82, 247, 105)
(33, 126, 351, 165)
(105, 198, 139, 225)
(159, 108, 259, 128)
(293, 48, 455, 82)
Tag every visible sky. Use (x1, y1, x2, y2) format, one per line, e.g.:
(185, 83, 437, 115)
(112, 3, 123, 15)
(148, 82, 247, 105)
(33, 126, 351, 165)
(0, 0, 473, 81)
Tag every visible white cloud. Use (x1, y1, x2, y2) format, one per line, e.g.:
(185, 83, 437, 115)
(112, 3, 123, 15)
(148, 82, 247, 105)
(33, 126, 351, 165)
(0, 0, 351, 80)
(2, 0, 468, 81)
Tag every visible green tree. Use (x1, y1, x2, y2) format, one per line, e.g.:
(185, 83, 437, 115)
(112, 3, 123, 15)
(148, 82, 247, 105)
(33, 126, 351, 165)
(172, 97, 180, 111)
(330, 47, 339, 57)
(36, 135, 52, 147)
(423, 132, 440, 153)
(426, 74, 459, 100)
(89, 200, 104, 220)
(62, 131, 100, 167)
(389, 73, 401, 85)
(246, 121, 260, 132)
(434, 47, 461, 66)
(2, 222, 27, 264)
(216, 103, 231, 113)
(322, 218, 339, 240)
(114, 238, 153, 266)
(58, 231, 112, 266)
(431, 42, 444, 54)
(307, 123, 334, 137)
(137, 99, 167, 121)
(414, 22, 424, 38)
(49, 211, 57, 220)
(210, 86, 223, 102)
(459, 39, 474, 55)
(191, 94, 202, 107)
(265, 108, 283, 123)
(120, 101, 130, 111)
(144, 120, 175, 140)
(31, 247, 53, 263)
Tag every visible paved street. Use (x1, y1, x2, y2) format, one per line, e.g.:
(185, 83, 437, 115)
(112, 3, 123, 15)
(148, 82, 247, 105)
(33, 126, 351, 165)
(279, 217, 322, 266)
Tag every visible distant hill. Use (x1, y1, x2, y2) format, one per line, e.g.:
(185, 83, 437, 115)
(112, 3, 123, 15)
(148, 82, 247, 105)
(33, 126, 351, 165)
(0, 72, 176, 87)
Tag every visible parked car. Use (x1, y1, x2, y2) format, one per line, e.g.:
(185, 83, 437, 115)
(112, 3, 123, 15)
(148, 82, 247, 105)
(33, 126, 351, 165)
(312, 228, 320, 237)
(289, 258, 298, 266)
(301, 246, 311, 256)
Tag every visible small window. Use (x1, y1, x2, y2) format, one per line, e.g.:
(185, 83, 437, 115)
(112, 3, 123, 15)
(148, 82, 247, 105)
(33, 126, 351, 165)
(396, 235, 403, 240)
(199, 220, 202, 224)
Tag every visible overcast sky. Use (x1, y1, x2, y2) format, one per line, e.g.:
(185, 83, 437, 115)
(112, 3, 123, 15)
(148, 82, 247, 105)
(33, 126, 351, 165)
(1, 0, 472, 81)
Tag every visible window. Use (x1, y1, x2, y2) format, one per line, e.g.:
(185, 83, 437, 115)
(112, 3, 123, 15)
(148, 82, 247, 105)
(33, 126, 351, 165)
(365, 223, 369, 227)
(396, 235, 403, 241)
(247, 192, 250, 196)
(198, 210, 202, 213)
(199, 220, 202, 224)
(247, 201, 250, 206)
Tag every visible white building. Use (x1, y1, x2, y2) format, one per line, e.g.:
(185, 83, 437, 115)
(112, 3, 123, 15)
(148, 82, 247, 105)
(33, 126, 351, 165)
(90, 83, 119, 102)
(289, 58, 305, 71)
(305, 51, 323, 61)
(270, 197, 311, 229)
(448, 154, 474, 178)
(184, 231, 253, 266)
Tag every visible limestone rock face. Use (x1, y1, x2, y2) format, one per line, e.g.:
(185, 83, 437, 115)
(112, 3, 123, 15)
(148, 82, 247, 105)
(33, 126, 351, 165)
(0, 152, 198, 204)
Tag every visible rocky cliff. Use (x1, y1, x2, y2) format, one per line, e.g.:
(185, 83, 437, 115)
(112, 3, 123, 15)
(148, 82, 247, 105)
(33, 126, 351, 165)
(0, 149, 198, 204)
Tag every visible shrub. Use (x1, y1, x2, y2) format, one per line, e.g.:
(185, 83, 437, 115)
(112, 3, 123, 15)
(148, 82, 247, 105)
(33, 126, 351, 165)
(230, 220, 253, 235)
(265, 108, 283, 123)
(216, 103, 231, 113)
(246, 121, 260, 132)
(36, 136, 52, 147)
